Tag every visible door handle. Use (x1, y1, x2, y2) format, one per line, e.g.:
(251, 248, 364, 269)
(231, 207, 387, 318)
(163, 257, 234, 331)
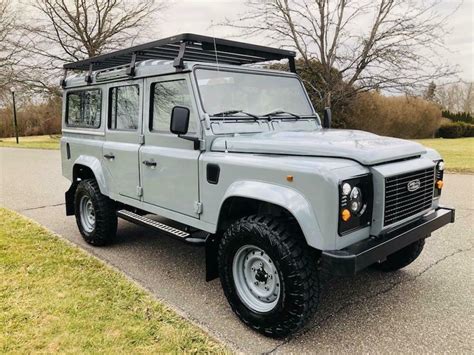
(104, 153, 115, 160)
(142, 160, 157, 167)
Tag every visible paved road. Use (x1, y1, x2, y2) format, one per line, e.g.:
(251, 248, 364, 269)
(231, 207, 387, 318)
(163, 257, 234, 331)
(1, 147, 473, 353)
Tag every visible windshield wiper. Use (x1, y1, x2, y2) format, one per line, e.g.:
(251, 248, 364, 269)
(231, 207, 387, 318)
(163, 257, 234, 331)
(210, 109, 260, 120)
(262, 110, 301, 120)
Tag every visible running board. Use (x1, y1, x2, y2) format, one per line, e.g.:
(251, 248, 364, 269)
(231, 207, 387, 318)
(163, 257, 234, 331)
(117, 210, 206, 245)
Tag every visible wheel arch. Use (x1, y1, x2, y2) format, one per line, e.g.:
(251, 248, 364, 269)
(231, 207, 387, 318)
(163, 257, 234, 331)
(65, 156, 108, 215)
(205, 181, 323, 281)
(217, 181, 322, 247)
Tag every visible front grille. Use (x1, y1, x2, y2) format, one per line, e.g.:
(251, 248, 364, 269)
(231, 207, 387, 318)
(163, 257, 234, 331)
(384, 168, 435, 226)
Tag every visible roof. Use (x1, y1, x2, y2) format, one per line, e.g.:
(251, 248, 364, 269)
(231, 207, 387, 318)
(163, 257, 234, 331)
(63, 33, 297, 73)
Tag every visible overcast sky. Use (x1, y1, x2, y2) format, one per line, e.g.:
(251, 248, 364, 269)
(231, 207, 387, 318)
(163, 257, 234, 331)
(160, 0, 473, 82)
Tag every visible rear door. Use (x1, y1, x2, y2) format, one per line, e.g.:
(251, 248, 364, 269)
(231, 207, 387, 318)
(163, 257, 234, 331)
(103, 80, 143, 200)
(140, 74, 201, 217)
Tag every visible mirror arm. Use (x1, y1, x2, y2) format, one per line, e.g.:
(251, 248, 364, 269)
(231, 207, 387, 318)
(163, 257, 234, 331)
(178, 135, 201, 150)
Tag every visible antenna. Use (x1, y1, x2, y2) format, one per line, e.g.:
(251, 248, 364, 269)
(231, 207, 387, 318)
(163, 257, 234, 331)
(213, 36, 220, 71)
(211, 20, 220, 73)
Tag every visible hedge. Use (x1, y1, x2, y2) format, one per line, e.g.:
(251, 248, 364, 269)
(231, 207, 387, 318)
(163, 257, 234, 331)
(438, 121, 474, 138)
(345, 92, 442, 139)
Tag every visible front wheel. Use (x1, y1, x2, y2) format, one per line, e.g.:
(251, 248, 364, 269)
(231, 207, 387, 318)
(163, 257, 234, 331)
(218, 216, 320, 338)
(74, 179, 117, 246)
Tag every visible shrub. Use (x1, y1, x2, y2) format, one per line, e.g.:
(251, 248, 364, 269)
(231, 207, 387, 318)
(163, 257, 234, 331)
(438, 122, 465, 138)
(438, 121, 474, 138)
(442, 110, 473, 124)
(465, 123, 474, 137)
(345, 92, 441, 139)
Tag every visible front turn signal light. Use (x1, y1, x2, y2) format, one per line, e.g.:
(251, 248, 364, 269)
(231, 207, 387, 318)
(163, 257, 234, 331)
(436, 180, 444, 189)
(341, 209, 351, 222)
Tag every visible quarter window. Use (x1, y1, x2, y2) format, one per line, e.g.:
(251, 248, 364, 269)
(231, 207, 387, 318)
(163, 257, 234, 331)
(109, 85, 139, 130)
(151, 80, 196, 133)
(66, 89, 101, 128)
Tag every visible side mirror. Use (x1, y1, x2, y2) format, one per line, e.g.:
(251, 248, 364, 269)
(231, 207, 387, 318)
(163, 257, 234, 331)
(170, 106, 190, 135)
(323, 107, 332, 129)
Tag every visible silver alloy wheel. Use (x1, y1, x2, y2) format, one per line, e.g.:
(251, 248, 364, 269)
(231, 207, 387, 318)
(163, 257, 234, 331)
(79, 195, 96, 233)
(232, 245, 281, 313)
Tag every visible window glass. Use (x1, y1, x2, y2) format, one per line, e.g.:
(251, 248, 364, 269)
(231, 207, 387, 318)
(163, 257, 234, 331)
(151, 80, 196, 133)
(195, 69, 313, 116)
(66, 89, 101, 128)
(67, 93, 81, 124)
(109, 85, 139, 130)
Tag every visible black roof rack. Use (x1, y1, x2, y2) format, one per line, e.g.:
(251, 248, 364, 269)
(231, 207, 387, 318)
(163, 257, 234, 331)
(63, 33, 297, 84)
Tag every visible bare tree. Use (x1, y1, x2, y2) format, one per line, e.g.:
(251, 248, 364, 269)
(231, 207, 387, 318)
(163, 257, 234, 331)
(437, 81, 474, 114)
(224, 0, 457, 108)
(15, 0, 165, 93)
(0, 0, 18, 90)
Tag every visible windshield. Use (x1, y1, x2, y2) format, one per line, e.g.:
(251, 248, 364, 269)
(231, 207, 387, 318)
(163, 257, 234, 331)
(195, 68, 314, 117)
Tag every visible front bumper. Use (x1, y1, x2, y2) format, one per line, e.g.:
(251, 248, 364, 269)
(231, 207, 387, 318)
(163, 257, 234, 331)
(321, 207, 455, 276)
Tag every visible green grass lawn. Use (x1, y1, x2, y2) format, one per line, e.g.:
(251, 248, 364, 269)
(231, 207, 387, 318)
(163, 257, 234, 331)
(415, 138, 474, 173)
(0, 135, 60, 150)
(0, 208, 226, 353)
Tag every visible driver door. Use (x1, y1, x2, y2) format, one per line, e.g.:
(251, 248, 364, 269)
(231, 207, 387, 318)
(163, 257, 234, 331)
(139, 75, 201, 218)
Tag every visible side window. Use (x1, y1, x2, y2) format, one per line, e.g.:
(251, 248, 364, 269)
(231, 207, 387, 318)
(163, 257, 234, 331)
(151, 80, 196, 133)
(109, 85, 139, 130)
(66, 89, 101, 128)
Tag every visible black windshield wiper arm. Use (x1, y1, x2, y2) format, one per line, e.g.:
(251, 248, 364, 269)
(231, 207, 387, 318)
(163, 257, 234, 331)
(211, 110, 260, 120)
(262, 110, 301, 120)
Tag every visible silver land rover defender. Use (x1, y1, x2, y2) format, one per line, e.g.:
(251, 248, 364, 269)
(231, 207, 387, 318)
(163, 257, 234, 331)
(60, 34, 455, 338)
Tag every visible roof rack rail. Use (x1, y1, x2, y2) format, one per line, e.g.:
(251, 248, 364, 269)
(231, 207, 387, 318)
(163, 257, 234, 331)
(62, 33, 297, 86)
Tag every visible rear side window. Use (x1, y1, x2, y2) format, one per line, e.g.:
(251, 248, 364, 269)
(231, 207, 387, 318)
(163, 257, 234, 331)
(109, 85, 139, 130)
(66, 89, 102, 128)
(151, 80, 196, 133)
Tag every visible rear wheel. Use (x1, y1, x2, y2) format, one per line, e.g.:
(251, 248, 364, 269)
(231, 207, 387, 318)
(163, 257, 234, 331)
(373, 239, 425, 272)
(74, 179, 117, 246)
(218, 215, 320, 338)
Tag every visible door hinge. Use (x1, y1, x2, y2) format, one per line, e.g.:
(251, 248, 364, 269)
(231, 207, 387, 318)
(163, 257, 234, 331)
(136, 186, 143, 197)
(194, 201, 203, 215)
(139, 134, 145, 144)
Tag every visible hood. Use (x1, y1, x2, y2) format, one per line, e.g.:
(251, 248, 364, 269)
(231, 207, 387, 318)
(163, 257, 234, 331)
(211, 129, 426, 165)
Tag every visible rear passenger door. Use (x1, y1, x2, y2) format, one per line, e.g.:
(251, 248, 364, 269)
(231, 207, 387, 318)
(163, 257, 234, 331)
(103, 80, 143, 200)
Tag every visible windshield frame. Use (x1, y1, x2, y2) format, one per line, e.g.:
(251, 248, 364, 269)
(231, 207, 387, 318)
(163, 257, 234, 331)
(192, 65, 317, 120)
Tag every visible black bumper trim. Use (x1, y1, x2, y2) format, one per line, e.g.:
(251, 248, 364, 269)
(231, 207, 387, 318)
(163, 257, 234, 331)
(321, 207, 455, 276)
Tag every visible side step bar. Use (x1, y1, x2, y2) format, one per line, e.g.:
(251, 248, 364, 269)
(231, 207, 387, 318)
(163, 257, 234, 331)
(116, 210, 207, 245)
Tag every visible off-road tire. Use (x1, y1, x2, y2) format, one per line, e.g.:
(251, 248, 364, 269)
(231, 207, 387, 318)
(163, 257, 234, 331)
(218, 215, 320, 338)
(74, 179, 117, 246)
(373, 239, 425, 272)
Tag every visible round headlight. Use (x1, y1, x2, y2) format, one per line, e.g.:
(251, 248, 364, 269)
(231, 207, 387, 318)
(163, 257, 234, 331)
(350, 201, 360, 212)
(349, 187, 363, 213)
(437, 161, 445, 171)
(342, 183, 352, 196)
(350, 187, 360, 199)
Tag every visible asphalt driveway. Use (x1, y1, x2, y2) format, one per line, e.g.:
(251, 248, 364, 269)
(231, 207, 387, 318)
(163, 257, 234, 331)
(1, 147, 473, 353)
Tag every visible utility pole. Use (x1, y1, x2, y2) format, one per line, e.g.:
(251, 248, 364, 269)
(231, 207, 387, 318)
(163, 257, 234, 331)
(10, 87, 19, 144)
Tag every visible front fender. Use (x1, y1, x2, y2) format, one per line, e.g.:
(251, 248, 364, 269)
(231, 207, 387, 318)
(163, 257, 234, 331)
(73, 155, 108, 195)
(221, 181, 324, 249)
(422, 147, 442, 161)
